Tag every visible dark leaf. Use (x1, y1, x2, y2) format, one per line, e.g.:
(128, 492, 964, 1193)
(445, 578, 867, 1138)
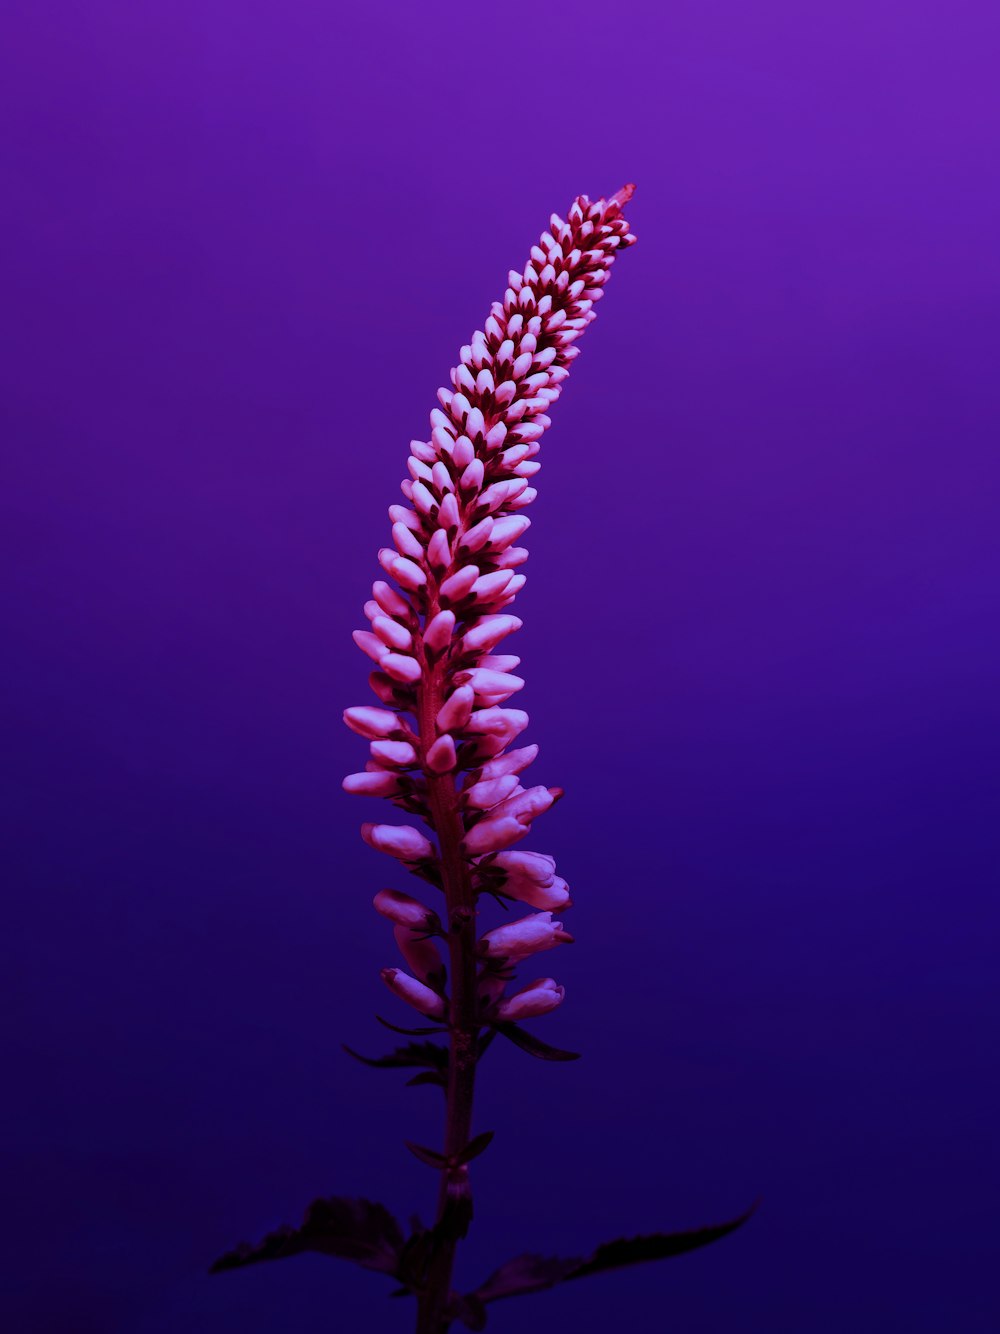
(474, 1253, 582, 1303)
(566, 1203, 758, 1280)
(396, 1226, 435, 1291)
(210, 1196, 404, 1277)
(376, 1015, 448, 1036)
(447, 1290, 488, 1330)
(476, 1029, 497, 1060)
(472, 1203, 756, 1304)
(342, 1041, 448, 1072)
(405, 1070, 448, 1089)
(405, 1140, 448, 1169)
(494, 1021, 580, 1062)
(453, 1130, 495, 1166)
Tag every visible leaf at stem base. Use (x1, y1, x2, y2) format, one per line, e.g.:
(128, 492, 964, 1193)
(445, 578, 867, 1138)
(209, 1196, 404, 1276)
(470, 1201, 758, 1305)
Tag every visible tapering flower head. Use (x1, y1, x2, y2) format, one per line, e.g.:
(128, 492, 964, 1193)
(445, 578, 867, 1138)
(343, 186, 637, 1020)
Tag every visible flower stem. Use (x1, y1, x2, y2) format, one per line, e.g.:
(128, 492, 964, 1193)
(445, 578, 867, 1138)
(414, 631, 480, 1333)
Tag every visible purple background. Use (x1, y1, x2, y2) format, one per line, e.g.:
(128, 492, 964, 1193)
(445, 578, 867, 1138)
(3, 2, 999, 1330)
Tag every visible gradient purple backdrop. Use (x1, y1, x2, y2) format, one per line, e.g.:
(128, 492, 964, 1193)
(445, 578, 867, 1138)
(3, 2, 999, 1331)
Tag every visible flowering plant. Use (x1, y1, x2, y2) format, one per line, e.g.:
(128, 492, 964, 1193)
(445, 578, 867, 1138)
(212, 186, 752, 1331)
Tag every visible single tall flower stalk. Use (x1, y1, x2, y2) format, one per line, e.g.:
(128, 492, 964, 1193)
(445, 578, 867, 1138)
(212, 185, 753, 1332)
(343, 186, 636, 1331)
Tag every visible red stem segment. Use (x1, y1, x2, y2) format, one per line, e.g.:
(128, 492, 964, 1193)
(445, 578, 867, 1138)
(414, 610, 480, 1334)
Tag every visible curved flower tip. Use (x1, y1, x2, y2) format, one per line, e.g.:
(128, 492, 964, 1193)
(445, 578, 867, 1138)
(381, 966, 447, 1019)
(496, 976, 565, 1021)
(610, 181, 637, 207)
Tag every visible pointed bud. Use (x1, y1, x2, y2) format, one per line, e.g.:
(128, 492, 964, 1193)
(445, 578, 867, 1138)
(464, 707, 529, 741)
(343, 706, 400, 740)
(372, 616, 412, 651)
(362, 823, 435, 862)
(496, 977, 565, 1020)
(492, 849, 556, 885)
(353, 629, 388, 664)
(374, 888, 439, 931)
(427, 529, 451, 570)
(441, 565, 480, 602)
(381, 967, 446, 1019)
(423, 609, 455, 654)
(437, 685, 475, 733)
(489, 515, 531, 549)
(462, 815, 531, 856)
(502, 873, 572, 911)
(373, 580, 412, 619)
(394, 925, 445, 986)
(464, 772, 521, 810)
(382, 653, 422, 684)
(425, 733, 457, 774)
(477, 744, 539, 780)
(370, 739, 417, 767)
(342, 771, 403, 797)
(462, 615, 522, 654)
(480, 911, 574, 963)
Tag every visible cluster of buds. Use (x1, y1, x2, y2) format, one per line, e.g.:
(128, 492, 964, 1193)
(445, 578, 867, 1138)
(344, 187, 637, 1032)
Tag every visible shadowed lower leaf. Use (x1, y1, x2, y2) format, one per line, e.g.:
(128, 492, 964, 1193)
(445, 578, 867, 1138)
(493, 1021, 580, 1061)
(210, 1196, 404, 1276)
(447, 1290, 488, 1330)
(342, 1040, 448, 1073)
(472, 1202, 757, 1304)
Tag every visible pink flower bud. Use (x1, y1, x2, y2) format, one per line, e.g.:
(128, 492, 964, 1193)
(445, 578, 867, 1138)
(392, 521, 423, 560)
(423, 609, 455, 654)
(373, 888, 439, 931)
(464, 707, 529, 742)
(489, 515, 531, 549)
(353, 629, 388, 664)
(437, 685, 475, 733)
(372, 616, 412, 651)
(460, 458, 485, 491)
(386, 554, 427, 591)
(370, 739, 417, 767)
(373, 580, 411, 619)
(389, 503, 422, 529)
(460, 517, 494, 552)
(492, 849, 556, 885)
(382, 653, 422, 684)
(471, 570, 514, 603)
(427, 529, 451, 570)
(503, 873, 572, 911)
(462, 815, 530, 856)
(394, 925, 445, 986)
(343, 706, 400, 740)
(479, 654, 520, 672)
(342, 771, 402, 797)
(381, 967, 446, 1019)
(478, 744, 539, 780)
(480, 912, 574, 963)
(425, 733, 457, 774)
(440, 565, 480, 602)
(462, 615, 522, 654)
(464, 772, 521, 810)
(489, 784, 555, 823)
(439, 492, 461, 528)
(362, 823, 435, 862)
(496, 977, 565, 1020)
(461, 668, 525, 700)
